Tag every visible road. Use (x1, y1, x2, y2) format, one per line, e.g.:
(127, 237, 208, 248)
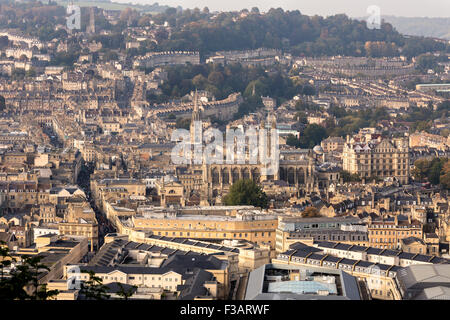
(77, 162, 116, 249)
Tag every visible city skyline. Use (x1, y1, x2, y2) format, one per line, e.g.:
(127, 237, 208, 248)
(112, 0, 450, 18)
(0, 0, 448, 303)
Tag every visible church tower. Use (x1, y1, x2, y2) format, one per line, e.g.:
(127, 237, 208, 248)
(190, 90, 209, 206)
(87, 7, 96, 34)
(192, 89, 201, 121)
(190, 90, 201, 145)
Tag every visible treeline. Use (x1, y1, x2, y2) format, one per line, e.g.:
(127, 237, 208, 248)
(398, 102, 449, 133)
(120, 8, 449, 57)
(153, 8, 448, 57)
(286, 124, 327, 149)
(412, 158, 450, 189)
(286, 100, 449, 149)
(0, 1, 67, 40)
(148, 63, 309, 118)
(415, 53, 447, 73)
(108, 7, 449, 58)
(2, 1, 448, 59)
(286, 104, 392, 148)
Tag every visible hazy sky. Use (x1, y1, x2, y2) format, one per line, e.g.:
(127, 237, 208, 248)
(113, 0, 450, 18)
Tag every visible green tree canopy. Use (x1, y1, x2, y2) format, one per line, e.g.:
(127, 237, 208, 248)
(340, 170, 362, 182)
(286, 124, 327, 149)
(80, 270, 110, 300)
(0, 95, 5, 112)
(223, 179, 268, 208)
(412, 157, 449, 187)
(301, 207, 320, 218)
(440, 161, 450, 190)
(0, 246, 59, 300)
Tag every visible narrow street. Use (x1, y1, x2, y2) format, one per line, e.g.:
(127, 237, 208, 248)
(77, 162, 116, 249)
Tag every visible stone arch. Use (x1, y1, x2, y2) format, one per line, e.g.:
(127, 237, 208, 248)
(318, 181, 325, 189)
(232, 167, 240, 183)
(252, 168, 260, 182)
(212, 167, 220, 185)
(222, 168, 229, 185)
(287, 167, 295, 185)
(242, 167, 250, 180)
(297, 167, 305, 185)
(279, 167, 286, 181)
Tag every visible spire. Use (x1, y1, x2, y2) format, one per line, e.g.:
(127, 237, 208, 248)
(193, 89, 198, 112)
(190, 90, 201, 148)
(268, 111, 277, 129)
(192, 89, 201, 122)
(88, 7, 96, 34)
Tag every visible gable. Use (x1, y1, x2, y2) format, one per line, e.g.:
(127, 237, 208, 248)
(108, 270, 127, 277)
(374, 139, 395, 152)
(162, 270, 181, 278)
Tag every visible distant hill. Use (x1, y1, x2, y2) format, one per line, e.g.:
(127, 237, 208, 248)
(55, 0, 176, 13)
(357, 16, 450, 40)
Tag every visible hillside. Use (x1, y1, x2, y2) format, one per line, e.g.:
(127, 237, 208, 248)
(359, 15, 450, 40)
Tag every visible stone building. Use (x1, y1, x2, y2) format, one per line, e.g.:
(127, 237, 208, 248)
(178, 103, 326, 204)
(343, 133, 410, 184)
(368, 215, 422, 250)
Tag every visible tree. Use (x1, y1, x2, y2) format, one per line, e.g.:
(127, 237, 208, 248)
(116, 283, 137, 300)
(412, 159, 431, 181)
(11, 68, 25, 81)
(302, 207, 320, 218)
(36, 284, 59, 300)
(0, 36, 8, 49)
(0, 249, 59, 300)
(251, 7, 260, 14)
(0, 95, 5, 112)
(340, 170, 361, 182)
(286, 134, 302, 148)
(192, 74, 208, 89)
(158, 9, 414, 57)
(428, 158, 444, 185)
(21, 255, 56, 300)
(102, 50, 118, 62)
(236, 96, 264, 118)
(207, 71, 224, 86)
(25, 68, 36, 78)
(176, 117, 190, 130)
(440, 161, 450, 190)
(223, 179, 268, 209)
(301, 124, 327, 148)
(0, 242, 14, 299)
(80, 270, 110, 300)
(295, 100, 320, 112)
(154, 28, 169, 43)
(412, 158, 449, 186)
(294, 112, 308, 124)
(410, 121, 432, 133)
(301, 84, 316, 96)
(165, 7, 177, 16)
(416, 54, 438, 73)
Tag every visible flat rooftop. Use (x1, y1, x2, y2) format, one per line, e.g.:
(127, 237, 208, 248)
(136, 214, 277, 222)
